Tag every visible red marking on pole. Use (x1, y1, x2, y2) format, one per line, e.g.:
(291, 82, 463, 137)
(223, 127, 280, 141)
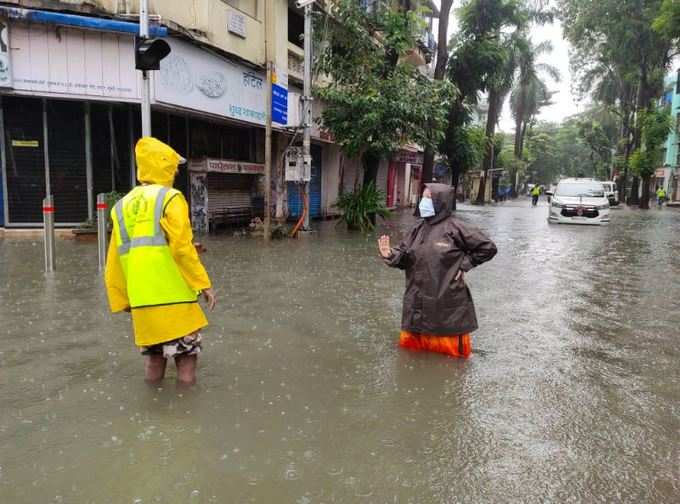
(42, 206, 55, 213)
(96, 203, 108, 209)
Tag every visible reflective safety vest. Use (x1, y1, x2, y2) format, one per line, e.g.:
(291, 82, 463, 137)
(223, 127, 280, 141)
(111, 184, 198, 309)
(531, 186, 541, 196)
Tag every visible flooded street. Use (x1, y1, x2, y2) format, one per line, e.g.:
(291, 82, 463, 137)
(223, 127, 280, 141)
(1, 202, 679, 503)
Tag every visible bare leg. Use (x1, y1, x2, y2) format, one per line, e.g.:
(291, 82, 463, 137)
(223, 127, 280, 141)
(144, 355, 167, 383)
(175, 354, 197, 385)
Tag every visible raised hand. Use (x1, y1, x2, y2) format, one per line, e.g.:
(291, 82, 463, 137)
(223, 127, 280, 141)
(378, 235, 392, 258)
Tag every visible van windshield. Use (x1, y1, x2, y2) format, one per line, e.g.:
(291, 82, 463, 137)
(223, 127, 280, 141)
(556, 182, 605, 198)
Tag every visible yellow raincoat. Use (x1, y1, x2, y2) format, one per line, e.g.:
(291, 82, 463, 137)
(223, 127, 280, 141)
(105, 137, 211, 347)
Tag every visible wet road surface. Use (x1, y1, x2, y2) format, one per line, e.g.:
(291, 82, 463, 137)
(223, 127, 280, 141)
(1, 201, 679, 503)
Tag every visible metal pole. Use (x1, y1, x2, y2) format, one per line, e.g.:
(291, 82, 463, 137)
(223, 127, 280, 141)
(264, 62, 273, 241)
(0, 97, 10, 227)
(96, 193, 108, 272)
(140, 0, 151, 137)
(85, 103, 94, 221)
(43, 195, 55, 273)
(263, 0, 273, 241)
(42, 99, 51, 196)
(302, 3, 313, 230)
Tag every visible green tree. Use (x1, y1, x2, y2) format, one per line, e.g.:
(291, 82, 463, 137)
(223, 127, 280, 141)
(510, 38, 560, 195)
(315, 1, 453, 188)
(559, 0, 674, 205)
(440, 0, 509, 208)
(629, 108, 673, 209)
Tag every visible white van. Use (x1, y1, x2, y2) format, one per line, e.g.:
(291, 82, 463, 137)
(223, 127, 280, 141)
(548, 178, 610, 225)
(601, 181, 619, 206)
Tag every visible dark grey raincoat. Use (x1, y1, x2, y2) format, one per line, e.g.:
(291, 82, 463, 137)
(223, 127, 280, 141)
(384, 183, 497, 335)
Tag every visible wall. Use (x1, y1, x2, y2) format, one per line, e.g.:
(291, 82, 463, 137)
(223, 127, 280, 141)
(2, 0, 267, 66)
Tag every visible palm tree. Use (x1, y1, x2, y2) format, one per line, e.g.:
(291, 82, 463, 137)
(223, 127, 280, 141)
(510, 39, 560, 163)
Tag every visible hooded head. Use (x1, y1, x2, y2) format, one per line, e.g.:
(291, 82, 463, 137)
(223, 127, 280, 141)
(135, 137, 185, 187)
(415, 183, 454, 223)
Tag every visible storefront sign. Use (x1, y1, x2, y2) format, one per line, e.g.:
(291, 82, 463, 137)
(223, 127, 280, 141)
(271, 66, 288, 125)
(656, 168, 666, 178)
(190, 158, 265, 175)
(10, 23, 139, 100)
(0, 20, 12, 88)
(227, 11, 247, 38)
(156, 38, 267, 126)
(11, 139, 38, 147)
(394, 150, 424, 165)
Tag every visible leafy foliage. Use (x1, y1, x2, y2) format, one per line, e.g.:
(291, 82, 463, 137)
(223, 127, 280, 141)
(334, 182, 390, 232)
(629, 108, 673, 178)
(315, 0, 454, 170)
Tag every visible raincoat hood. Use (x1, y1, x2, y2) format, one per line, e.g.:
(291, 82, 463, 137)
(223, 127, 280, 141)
(415, 183, 454, 224)
(135, 137, 185, 187)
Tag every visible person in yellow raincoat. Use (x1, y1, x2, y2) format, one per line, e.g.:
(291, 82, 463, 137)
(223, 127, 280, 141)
(105, 137, 216, 385)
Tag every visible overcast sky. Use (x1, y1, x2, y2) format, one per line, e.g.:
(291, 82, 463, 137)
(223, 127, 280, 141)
(432, 2, 580, 133)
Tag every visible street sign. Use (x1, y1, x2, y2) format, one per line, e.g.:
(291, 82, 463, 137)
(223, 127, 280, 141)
(272, 83, 288, 125)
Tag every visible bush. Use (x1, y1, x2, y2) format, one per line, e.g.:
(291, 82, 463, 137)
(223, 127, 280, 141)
(334, 182, 390, 232)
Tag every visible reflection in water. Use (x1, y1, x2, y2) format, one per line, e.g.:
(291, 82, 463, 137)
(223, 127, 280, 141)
(1, 203, 679, 502)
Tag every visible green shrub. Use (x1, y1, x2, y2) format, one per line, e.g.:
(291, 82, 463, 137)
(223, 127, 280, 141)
(334, 182, 390, 232)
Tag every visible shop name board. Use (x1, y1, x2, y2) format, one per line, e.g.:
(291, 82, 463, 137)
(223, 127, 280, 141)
(156, 38, 267, 126)
(656, 168, 666, 177)
(395, 151, 424, 165)
(190, 158, 265, 175)
(0, 20, 12, 88)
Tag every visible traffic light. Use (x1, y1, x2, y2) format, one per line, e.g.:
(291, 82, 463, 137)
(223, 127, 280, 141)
(135, 37, 171, 71)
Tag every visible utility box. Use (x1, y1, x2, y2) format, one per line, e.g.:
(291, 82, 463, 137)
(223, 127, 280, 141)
(285, 147, 311, 182)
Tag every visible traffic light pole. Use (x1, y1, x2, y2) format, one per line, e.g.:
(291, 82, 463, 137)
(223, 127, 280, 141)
(140, 0, 151, 137)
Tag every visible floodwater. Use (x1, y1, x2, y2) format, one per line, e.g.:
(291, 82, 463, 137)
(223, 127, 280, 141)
(1, 201, 679, 503)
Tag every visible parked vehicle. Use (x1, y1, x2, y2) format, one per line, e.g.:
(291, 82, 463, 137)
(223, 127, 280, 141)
(547, 178, 610, 225)
(601, 181, 619, 206)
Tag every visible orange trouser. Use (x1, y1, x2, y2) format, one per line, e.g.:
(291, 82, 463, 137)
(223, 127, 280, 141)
(399, 331, 472, 359)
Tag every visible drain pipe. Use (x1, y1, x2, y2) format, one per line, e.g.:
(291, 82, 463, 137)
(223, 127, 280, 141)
(0, 6, 167, 37)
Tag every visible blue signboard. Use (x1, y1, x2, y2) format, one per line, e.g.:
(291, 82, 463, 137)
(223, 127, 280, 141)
(272, 83, 288, 125)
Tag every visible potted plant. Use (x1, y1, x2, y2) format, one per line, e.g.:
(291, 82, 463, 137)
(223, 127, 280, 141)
(334, 182, 390, 231)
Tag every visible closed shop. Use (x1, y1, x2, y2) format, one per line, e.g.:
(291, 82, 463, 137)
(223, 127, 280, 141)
(3, 96, 45, 224)
(47, 100, 87, 223)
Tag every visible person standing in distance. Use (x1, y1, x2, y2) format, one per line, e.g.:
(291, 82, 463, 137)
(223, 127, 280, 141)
(378, 184, 497, 358)
(105, 137, 216, 385)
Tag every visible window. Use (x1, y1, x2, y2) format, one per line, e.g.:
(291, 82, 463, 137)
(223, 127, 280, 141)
(288, 7, 304, 48)
(224, 0, 257, 18)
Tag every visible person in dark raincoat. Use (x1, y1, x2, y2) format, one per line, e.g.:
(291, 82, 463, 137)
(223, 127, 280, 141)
(378, 183, 497, 358)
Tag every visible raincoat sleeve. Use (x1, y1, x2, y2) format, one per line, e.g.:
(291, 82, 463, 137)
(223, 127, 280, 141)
(161, 193, 212, 292)
(456, 221, 498, 272)
(383, 225, 419, 270)
(104, 236, 130, 313)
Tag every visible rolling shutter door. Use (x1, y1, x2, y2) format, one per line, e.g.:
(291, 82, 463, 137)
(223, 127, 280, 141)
(4, 96, 45, 224)
(47, 100, 87, 223)
(207, 173, 252, 213)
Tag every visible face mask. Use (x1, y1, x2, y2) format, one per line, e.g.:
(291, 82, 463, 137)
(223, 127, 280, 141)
(419, 197, 435, 218)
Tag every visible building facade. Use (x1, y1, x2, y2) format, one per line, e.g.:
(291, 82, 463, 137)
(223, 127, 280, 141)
(661, 71, 680, 202)
(0, 0, 436, 228)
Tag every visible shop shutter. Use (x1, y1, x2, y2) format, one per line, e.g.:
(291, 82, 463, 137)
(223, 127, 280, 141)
(206, 173, 252, 213)
(48, 100, 87, 223)
(4, 96, 45, 224)
(91, 104, 113, 198)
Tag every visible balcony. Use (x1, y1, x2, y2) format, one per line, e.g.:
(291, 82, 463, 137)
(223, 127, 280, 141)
(288, 43, 304, 82)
